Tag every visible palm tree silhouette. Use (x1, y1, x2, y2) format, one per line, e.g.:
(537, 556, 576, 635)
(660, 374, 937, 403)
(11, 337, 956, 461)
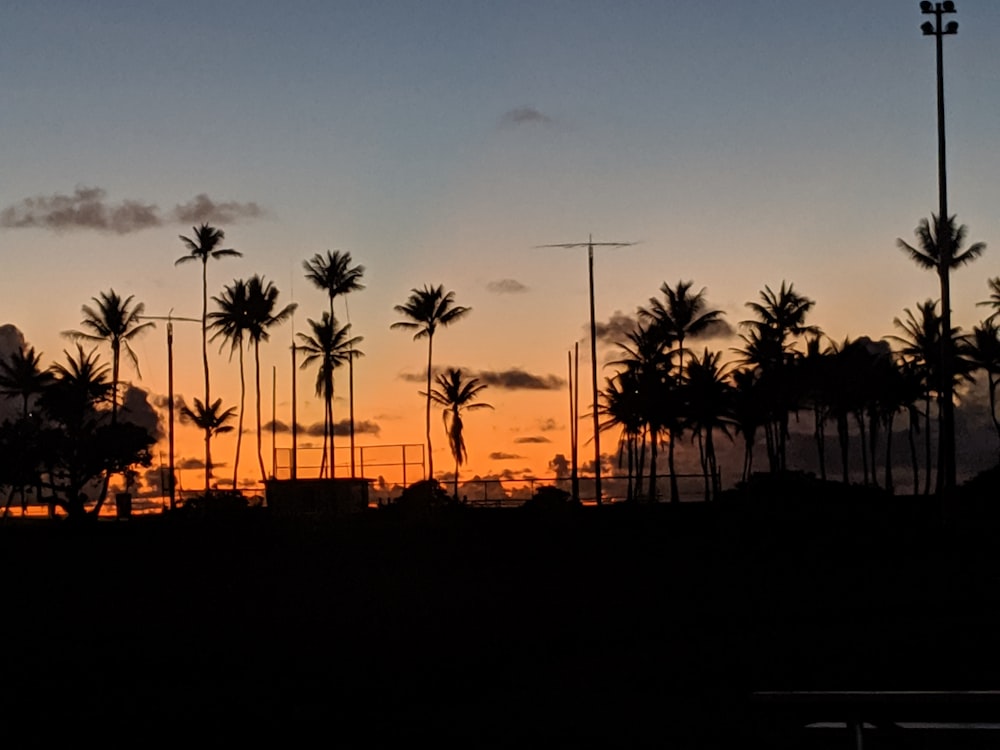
(641, 280, 724, 501)
(425, 368, 492, 500)
(175, 224, 243, 413)
(683, 348, 734, 501)
(598, 370, 645, 503)
(63, 290, 154, 425)
(970, 319, 1000, 458)
(207, 279, 251, 488)
(245, 275, 296, 483)
(303, 250, 366, 475)
(979, 277, 1000, 323)
(897, 214, 985, 491)
(0, 345, 54, 419)
(296, 312, 363, 478)
(180, 397, 237, 494)
(391, 285, 471, 481)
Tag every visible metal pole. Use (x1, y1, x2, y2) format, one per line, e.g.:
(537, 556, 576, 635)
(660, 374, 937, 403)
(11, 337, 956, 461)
(588, 237, 602, 504)
(291, 345, 298, 481)
(167, 320, 176, 512)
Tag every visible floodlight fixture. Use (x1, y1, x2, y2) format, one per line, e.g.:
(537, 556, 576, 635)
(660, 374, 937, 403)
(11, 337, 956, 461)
(920, 1, 933, 11)
(921, 21, 935, 34)
(945, 21, 958, 34)
(942, 1, 956, 13)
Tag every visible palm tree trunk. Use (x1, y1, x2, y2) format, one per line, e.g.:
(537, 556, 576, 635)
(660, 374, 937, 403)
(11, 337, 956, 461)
(233, 346, 246, 487)
(884, 414, 895, 495)
(648, 428, 658, 502)
(924, 394, 932, 495)
(908, 410, 919, 495)
(425, 334, 434, 479)
(328, 376, 335, 479)
(837, 414, 849, 484)
(205, 426, 212, 494)
(202, 261, 210, 408)
(255, 342, 266, 483)
(668, 430, 679, 503)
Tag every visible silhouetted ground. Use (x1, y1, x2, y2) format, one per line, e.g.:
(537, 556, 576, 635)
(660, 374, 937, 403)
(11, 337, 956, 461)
(4, 487, 1000, 746)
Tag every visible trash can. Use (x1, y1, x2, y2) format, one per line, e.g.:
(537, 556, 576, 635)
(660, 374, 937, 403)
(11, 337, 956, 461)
(115, 492, 132, 519)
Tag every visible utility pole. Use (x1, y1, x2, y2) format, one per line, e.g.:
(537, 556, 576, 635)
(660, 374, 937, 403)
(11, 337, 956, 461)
(139, 312, 199, 511)
(537, 235, 636, 504)
(919, 0, 959, 492)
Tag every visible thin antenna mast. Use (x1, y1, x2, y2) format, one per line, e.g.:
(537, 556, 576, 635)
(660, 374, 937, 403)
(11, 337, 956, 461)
(536, 235, 636, 505)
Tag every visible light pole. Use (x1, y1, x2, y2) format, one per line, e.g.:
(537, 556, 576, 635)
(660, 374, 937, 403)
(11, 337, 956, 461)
(920, 0, 959, 492)
(139, 312, 199, 510)
(537, 235, 636, 504)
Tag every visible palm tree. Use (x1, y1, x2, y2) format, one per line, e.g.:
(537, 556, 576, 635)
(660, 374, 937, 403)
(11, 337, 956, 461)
(304, 251, 366, 474)
(739, 282, 819, 472)
(979, 277, 1000, 323)
(62, 290, 154, 425)
(175, 224, 242, 411)
(296, 312, 363, 478)
(180, 397, 237, 495)
(0, 345, 54, 419)
(207, 279, 251, 487)
(970, 318, 1000, 459)
(598, 369, 645, 503)
(391, 285, 471, 480)
(898, 214, 985, 491)
(426, 368, 492, 500)
(245, 275, 297, 483)
(683, 348, 734, 501)
(640, 280, 725, 501)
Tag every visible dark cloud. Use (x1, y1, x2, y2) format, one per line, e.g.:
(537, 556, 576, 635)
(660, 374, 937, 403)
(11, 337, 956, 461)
(548, 454, 570, 479)
(486, 279, 528, 294)
(304, 421, 326, 437)
(0, 187, 160, 234)
(475, 369, 564, 391)
(500, 106, 554, 127)
(0, 187, 264, 234)
(177, 457, 205, 470)
(399, 371, 432, 383)
(489, 452, 523, 460)
(594, 310, 638, 344)
(538, 418, 558, 432)
(173, 194, 264, 225)
(119, 385, 163, 440)
(514, 436, 550, 444)
(332, 419, 381, 437)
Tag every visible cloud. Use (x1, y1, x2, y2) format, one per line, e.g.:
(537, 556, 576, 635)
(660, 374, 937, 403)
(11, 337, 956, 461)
(0, 187, 160, 234)
(500, 106, 554, 128)
(332, 419, 381, 437)
(514, 436, 551, 444)
(594, 310, 639, 344)
(548, 454, 570, 479)
(0, 187, 265, 234)
(173, 194, 264, 225)
(177, 457, 205, 470)
(475, 369, 565, 391)
(486, 279, 528, 294)
(537, 418, 558, 432)
(489, 452, 523, 460)
(119, 385, 164, 440)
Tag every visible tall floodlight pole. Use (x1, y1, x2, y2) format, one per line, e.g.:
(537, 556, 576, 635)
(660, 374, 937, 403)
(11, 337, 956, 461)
(537, 235, 636, 504)
(920, 0, 959, 491)
(139, 312, 199, 511)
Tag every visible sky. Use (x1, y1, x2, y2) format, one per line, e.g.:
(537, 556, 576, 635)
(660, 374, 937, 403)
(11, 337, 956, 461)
(2, 1, 1000, 498)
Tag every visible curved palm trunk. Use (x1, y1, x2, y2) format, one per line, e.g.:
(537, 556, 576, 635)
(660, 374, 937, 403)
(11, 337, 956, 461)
(233, 346, 246, 487)
(327, 375, 335, 479)
(254, 342, 266, 483)
(425, 333, 434, 480)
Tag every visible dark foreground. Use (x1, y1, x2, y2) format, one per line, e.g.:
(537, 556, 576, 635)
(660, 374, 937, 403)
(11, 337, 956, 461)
(4, 494, 1000, 747)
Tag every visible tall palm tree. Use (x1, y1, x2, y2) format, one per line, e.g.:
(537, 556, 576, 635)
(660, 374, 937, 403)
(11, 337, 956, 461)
(640, 280, 725, 501)
(180, 397, 237, 495)
(426, 368, 492, 500)
(683, 348, 734, 501)
(296, 312, 363, 478)
(304, 251, 366, 474)
(598, 369, 646, 503)
(970, 319, 1000, 459)
(898, 214, 985, 491)
(63, 290, 154, 425)
(391, 285, 471, 480)
(175, 224, 242, 412)
(207, 279, 251, 488)
(0, 345, 54, 419)
(245, 275, 297, 483)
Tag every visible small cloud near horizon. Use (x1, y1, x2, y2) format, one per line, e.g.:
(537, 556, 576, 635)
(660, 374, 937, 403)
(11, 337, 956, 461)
(0, 186, 265, 234)
(486, 279, 528, 294)
(514, 436, 550, 444)
(489, 451, 523, 460)
(499, 106, 554, 128)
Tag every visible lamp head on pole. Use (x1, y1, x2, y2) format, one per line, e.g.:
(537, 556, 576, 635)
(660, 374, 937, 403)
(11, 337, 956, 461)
(921, 20, 935, 35)
(920, 1, 933, 12)
(942, 1, 956, 13)
(945, 20, 958, 34)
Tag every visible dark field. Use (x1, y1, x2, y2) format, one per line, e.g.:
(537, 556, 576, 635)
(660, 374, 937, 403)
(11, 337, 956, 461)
(5, 494, 1000, 747)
